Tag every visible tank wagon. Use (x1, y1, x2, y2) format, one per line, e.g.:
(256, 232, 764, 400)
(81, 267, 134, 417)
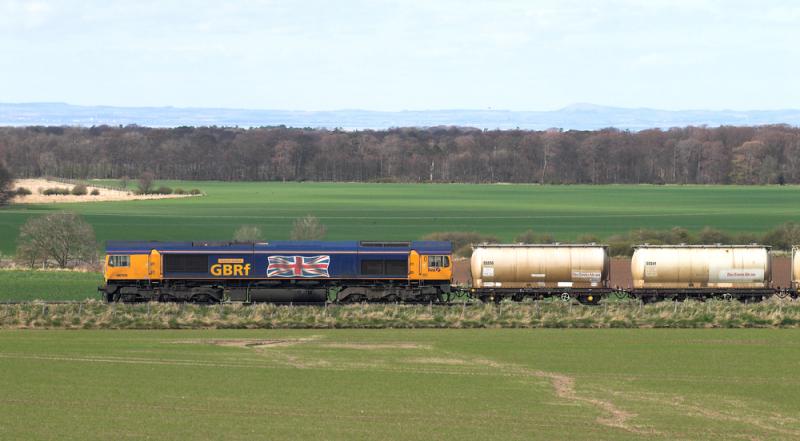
(630, 245, 773, 301)
(100, 240, 452, 303)
(470, 244, 612, 304)
(793, 246, 800, 291)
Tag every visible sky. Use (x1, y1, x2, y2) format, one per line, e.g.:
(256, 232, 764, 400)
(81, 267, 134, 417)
(1, 0, 799, 111)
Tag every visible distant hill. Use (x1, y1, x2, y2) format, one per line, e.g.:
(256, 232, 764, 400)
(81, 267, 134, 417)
(1, 102, 799, 130)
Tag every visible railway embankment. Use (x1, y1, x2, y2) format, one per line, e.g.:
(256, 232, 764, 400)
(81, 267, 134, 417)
(1, 299, 799, 330)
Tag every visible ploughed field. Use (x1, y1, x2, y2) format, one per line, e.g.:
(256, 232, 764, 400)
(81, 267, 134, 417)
(2, 181, 800, 255)
(1, 329, 798, 440)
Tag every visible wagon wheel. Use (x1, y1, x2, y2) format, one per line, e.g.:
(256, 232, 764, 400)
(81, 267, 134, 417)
(722, 293, 733, 302)
(777, 290, 789, 299)
(560, 292, 571, 302)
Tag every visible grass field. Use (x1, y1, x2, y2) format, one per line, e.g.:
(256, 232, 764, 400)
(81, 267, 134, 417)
(1, 181, 800, 255)
(0, 328, 798, 440)
(0, 270, 103, 302)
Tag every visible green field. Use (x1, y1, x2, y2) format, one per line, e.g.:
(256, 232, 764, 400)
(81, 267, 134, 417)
(0, 270, 103, 302)
(0, 328, 798, 440)
(1, 182, 800, 255)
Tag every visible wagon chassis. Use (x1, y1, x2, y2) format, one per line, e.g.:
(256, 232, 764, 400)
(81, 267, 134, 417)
(627, 288, 782, 303)
(471, 287, 615, 304)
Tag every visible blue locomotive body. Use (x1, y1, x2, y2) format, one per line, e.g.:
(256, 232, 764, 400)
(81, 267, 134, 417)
(102, 240, 453, 303)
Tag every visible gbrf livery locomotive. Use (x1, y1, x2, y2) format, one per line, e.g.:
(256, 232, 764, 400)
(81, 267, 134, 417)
(101, 240, 452, 303)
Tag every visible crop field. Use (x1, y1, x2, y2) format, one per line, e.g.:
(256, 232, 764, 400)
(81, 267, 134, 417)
(0, 328, 798, 440)
(1, 181, 800, 255)
(0, 270, 103, 302)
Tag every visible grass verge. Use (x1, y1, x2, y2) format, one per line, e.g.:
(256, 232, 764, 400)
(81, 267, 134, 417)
(2, 299, 799, 329)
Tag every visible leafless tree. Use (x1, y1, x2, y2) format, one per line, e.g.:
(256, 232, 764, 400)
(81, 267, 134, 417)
(137, 172, 155, 194)
(233, 225, 263, 242)
(290, 215, 327, 240)
(0, 162, 13, 206)
(16, 212, 97, 268)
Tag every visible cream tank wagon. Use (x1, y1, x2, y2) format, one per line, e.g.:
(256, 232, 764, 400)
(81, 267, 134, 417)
(470, 244, 612, 304)
(629, 245, 774, 301)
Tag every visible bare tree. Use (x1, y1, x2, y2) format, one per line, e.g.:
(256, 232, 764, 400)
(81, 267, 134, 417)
(0, 162, 13, 206)
(15, 241, 44, 269)
(233, 225, 263, 242)
(16, 212, 97, 268)
(290, 215, 327, 240)
(137, 172, 155, 194)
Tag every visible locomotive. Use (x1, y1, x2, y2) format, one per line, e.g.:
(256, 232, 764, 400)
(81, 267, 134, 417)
(100, 240, 452, 303)
(100, 240, 799, 303)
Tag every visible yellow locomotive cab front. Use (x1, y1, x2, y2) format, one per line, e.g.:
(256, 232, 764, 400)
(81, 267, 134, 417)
(104, 250, 160, 282)
(408, 250, 452, 281)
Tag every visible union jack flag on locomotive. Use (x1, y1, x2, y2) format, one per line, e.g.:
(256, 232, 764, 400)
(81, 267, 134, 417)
(267, 255, 331, 278)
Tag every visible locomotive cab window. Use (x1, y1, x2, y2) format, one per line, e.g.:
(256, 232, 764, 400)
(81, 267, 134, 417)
(108, 255, 130, 267)
(427, 255, 450, 270)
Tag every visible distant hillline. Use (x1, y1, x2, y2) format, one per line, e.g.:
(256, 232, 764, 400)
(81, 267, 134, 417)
(1, 102, 800, 131)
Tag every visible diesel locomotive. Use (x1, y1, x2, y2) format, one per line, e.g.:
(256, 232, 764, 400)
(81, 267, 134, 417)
(101, 240, 452, 303)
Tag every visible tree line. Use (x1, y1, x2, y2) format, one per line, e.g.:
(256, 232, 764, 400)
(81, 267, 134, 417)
(2, 124, 800, 184)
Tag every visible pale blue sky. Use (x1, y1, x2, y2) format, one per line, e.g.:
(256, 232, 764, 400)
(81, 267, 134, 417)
(1, 0, 798, 111)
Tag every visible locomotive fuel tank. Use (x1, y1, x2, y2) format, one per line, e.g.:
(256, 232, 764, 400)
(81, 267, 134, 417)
(470, 244, 610, 289)
(631, 245, 771, 289)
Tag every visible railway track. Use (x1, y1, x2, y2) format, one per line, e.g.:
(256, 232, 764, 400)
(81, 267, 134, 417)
(0, 300, 483, 306)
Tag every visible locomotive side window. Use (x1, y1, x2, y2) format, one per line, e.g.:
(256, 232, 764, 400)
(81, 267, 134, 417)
(108, 255, 130, 267)
(361, 259, 407, 276)
(428, 255, 450, 269)
(164, 254, 209, 273)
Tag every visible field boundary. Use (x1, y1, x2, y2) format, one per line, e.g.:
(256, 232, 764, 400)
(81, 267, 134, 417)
(1, 299, 799, 329)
